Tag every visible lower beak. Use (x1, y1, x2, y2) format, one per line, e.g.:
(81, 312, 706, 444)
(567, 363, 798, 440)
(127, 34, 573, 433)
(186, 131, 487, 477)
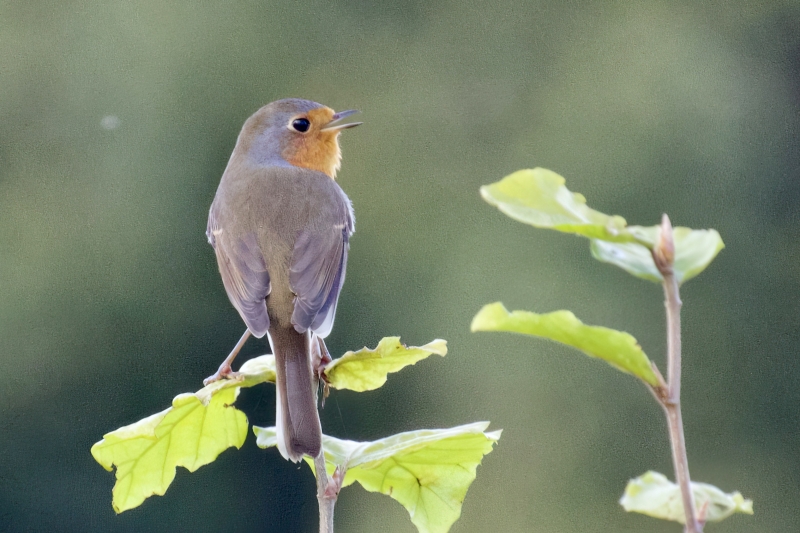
(321, 109, 362, 132)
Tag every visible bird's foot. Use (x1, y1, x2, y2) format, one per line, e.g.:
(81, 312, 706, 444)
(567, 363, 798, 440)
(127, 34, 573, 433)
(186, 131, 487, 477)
(312, 337, 333, 376)
(203, 329, 251, 386)
(312, 336, 333, 404)
(203, 365, 242, 386)
(315, 358, 332, 384)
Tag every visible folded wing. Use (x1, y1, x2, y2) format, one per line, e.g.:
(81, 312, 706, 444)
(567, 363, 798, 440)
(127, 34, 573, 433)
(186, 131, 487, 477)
(289, 198, 354, 338)
(207, 208, 271, 337)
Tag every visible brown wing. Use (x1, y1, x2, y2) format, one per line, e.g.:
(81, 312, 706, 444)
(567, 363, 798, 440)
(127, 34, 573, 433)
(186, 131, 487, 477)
(289, 192, 354, 338)
(207, 205, 271, 338)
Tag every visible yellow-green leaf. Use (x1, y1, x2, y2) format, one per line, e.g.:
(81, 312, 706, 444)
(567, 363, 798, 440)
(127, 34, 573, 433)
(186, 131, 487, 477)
(90, 386, 248, 513)
(591, 226, 725, 284)
(471, 302, 657, 385)
(480, 168, 635, 242)
(323, 337, 447, 392)
(92, 338, 449, 512)
(230, 352, 277, 385)
(481, 168, 725, 283)
(620, 471, 753, 524)
(200, 337, 447, 394)
(254, 422, 501, 533)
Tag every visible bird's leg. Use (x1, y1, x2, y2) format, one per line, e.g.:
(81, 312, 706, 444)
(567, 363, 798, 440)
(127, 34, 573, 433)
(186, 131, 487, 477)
(311, 335, 333, 404)
(313, 336, 333, 375)
(203, 329, 251, 385)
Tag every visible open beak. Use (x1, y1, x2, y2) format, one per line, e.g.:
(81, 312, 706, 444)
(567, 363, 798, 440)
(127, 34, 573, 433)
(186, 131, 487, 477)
(320, 109, 362, 132)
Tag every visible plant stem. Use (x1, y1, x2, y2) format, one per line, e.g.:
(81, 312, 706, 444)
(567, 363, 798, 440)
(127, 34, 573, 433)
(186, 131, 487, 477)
(315, 452, 336, 533)
(653, 214, 702, 533)
(665, 404, 698, 532)
(662, 272, 701, 533)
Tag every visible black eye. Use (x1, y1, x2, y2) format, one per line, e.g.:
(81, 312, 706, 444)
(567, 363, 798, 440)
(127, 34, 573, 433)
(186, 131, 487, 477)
(291, 118, 310, 133)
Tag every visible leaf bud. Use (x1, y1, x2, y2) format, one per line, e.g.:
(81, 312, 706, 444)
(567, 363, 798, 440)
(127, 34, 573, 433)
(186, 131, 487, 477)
(653, 214, 675, 275)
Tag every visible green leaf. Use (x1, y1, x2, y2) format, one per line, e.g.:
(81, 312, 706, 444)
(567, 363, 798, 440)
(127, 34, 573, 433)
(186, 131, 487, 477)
(92, 337, 447, 513)
(190, 336, 448, 395)
(471, 302, 658, 385)
(89, 356, 277, 513)
(620, 471, 753, 524)
(480, 168, 634, 242)
(229, 352, 277, 385)
(92, 337, 446, 512)
(591, 226, 725, 284)
(323, 337, 447, 392)
(254, 422, 501, 533)
(481, 168, 725, 283)
(90, 386, 248, 513)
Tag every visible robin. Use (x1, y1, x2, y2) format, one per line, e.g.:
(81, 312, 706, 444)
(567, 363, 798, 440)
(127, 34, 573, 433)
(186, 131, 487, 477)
(204, 99, 360, 462)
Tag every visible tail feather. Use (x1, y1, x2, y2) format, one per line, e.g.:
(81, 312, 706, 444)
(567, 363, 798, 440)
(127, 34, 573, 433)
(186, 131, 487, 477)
(268, 326, 321, 462)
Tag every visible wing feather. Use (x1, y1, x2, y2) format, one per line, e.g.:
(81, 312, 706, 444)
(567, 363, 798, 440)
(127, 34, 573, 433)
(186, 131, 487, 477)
(289, 196, 353, 338)
(207, 207, 271, 337)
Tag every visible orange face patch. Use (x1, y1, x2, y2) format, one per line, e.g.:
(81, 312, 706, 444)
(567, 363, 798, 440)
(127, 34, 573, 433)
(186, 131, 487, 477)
(282, 107, 343, 179)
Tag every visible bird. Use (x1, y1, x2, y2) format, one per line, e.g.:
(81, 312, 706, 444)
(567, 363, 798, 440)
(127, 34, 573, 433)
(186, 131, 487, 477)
(204, 98, 360, 462)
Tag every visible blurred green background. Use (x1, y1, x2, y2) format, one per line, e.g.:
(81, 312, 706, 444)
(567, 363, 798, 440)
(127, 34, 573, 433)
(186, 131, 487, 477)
(1, 1, 798, 531)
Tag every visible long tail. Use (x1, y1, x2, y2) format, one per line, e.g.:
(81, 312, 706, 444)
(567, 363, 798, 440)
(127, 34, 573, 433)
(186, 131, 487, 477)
(268, 325, 322, 462)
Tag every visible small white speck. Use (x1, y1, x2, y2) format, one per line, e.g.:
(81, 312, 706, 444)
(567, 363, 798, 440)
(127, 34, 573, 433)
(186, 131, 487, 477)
(101, 115, 120, 130)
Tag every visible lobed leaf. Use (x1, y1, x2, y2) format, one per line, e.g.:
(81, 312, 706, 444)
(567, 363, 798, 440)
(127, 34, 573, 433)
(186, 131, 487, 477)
(620, 471, 753, 524)
(90, 357, 277, 513)
(233, 352, 277, 384)
(92, 337, 446, 512)
(480, 168, 634, 242)
(191, 336, 447, 395)
(471, 302, 658, 385)
(591, 226, 725, 284)
(90, 387, 248, 513)
(254, 422, 501, 533)
(324, 337, 447, 392)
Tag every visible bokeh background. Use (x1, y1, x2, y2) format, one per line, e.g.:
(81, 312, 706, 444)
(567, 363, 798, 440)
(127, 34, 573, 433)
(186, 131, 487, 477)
(1, 1, 798, 531)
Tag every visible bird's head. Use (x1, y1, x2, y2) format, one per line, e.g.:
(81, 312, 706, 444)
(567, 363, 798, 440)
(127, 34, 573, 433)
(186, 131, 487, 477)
(238, 98, 361, 179)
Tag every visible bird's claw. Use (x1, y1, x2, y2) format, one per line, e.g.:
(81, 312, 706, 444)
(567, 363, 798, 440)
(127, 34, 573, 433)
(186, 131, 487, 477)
(312, 336, 333, 404)
(312, 337, 333, 376)
(316, 362, 331, 385)
(203, 366, 242, 386)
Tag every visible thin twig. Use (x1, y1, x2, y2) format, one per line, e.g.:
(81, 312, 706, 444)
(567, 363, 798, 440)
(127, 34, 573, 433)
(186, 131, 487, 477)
(661, 273, 701, 533)
(653, 214, 702, 533)
(315, 451, 336, 533)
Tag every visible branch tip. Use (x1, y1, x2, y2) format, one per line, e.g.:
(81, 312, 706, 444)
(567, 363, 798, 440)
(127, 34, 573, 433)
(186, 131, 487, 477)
(653, 214, 675, 275)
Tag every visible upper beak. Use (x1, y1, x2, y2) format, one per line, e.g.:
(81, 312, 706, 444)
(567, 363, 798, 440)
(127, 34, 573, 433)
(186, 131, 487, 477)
(320, 109, 362, 132)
